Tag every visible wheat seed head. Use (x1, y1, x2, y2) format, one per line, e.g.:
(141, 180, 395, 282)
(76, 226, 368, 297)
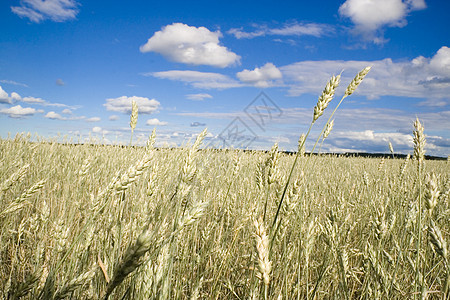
(389, 141, 394, 154)
(313, 74, 341, 123)
(130, 100, 138, 130)
(323, 119, 334, 139)
(345, 66, 371, 97)
(298, 133, 306, 155)
(413, 117, 426, 164)
(254, 217, 272, 286)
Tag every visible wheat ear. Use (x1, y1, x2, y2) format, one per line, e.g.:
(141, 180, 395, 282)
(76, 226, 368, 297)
(344, 66, 371, 96)
(1, 163, 30, 193)
(0, 179, 46, 217)
(129, 99, 138, 146)
(254, 217, 272, 299)
(103, 230, 153, 299)
(53, 268, 96, 300)
(413, 117, 426, 167)
(313, 75, 341, 123)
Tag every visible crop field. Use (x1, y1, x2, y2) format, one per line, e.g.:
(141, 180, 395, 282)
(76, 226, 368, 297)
(1, 131, 448, 299)
(1, 68, 449, 299)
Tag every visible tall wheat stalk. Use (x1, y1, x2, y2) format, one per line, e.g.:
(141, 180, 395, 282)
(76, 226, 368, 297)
(413, 117, 426, 298)
(272, 67, 370, 244)
(129, 100, 138, 146)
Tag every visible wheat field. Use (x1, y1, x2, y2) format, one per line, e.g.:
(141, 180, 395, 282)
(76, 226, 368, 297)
(1, 68, 449, 299)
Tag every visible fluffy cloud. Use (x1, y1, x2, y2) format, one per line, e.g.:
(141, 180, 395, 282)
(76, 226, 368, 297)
(339, 0, 426, 44)
(281, 46, 450, 102)
(140, 23, 240, 68)
(11, 0, 80, 23)
(0, 105, 43, 118)
(11, 92, 22, 101)
(237, 63, 282, 88)
(86, 117, 101, 122)
(45, 111, 66, 120)
(109, 115, 120, 121)
(186, 93, 213, 101)
(92, 127, 102, 133)
(146, 118, 168, 126)
(0, 86, 11, 104)
(228, 22, 332, 39)
(150, 70, 241, 89)
(62, 108, 72, 114)
(0, 86, 22, 104)
(427, 46, 450, 77)
(104, 96, 160, 114)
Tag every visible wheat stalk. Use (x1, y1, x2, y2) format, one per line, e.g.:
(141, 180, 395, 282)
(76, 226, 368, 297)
(413, 117, 426, 296)
(103, 230, 153, 299)
(1, 164, 30, 193)
(425, 173, 440, 215)
(297, 134, 306, 156)
(413, 118, 426, 167)
(428, 221, 448, 260)
(344, 66, 371, 96)
(129, 99, 138, 146)
(254, 217, 271, 299)
(53, 268, 96, 300)
(0, 179, 46, 217)
(313, 75, 341, 123)
(323, 119, 334, 139)
(310, 66, 371, 155)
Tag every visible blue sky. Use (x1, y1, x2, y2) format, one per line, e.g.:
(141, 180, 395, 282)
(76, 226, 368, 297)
(1, 0, 449, 156)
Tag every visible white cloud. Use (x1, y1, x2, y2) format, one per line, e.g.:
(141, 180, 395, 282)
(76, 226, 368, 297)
(270, 23, 331, 36)
(146, 118, 168, 126)
(109, 115, 120, 121)
(186, 93, 213, 101)
(150, 70, 241, 89)
(0, 80, 28, 87)
(56, 78, 65, 86)
(104, 96, 160, 114)
(339, 0, 426, 44)
(0, 86, 11, 104)
(406, 0, 427, 10)
(11, 0, 80, 23)
(428, 46, 450, 77)
(333, 130, 411, 144)
(228, 22, 333, 39)
(44, 110, 86, 121)
(227, 28, 266, 39)
(11, 92, 21, 101)
(280, 46, 450, 102)
(0, 87, 22, 103)
(45, 111, 66, 120)
(237, 63, 282, 88)
(323, 130, 419, 154)
(140, 23, 240, 68)
(0, 105, 42, 118)
(22, 96, 46, 104)
(86, 117, 101, 122)
(92, 126, 102, 133)
(21, 96, 74, 108)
